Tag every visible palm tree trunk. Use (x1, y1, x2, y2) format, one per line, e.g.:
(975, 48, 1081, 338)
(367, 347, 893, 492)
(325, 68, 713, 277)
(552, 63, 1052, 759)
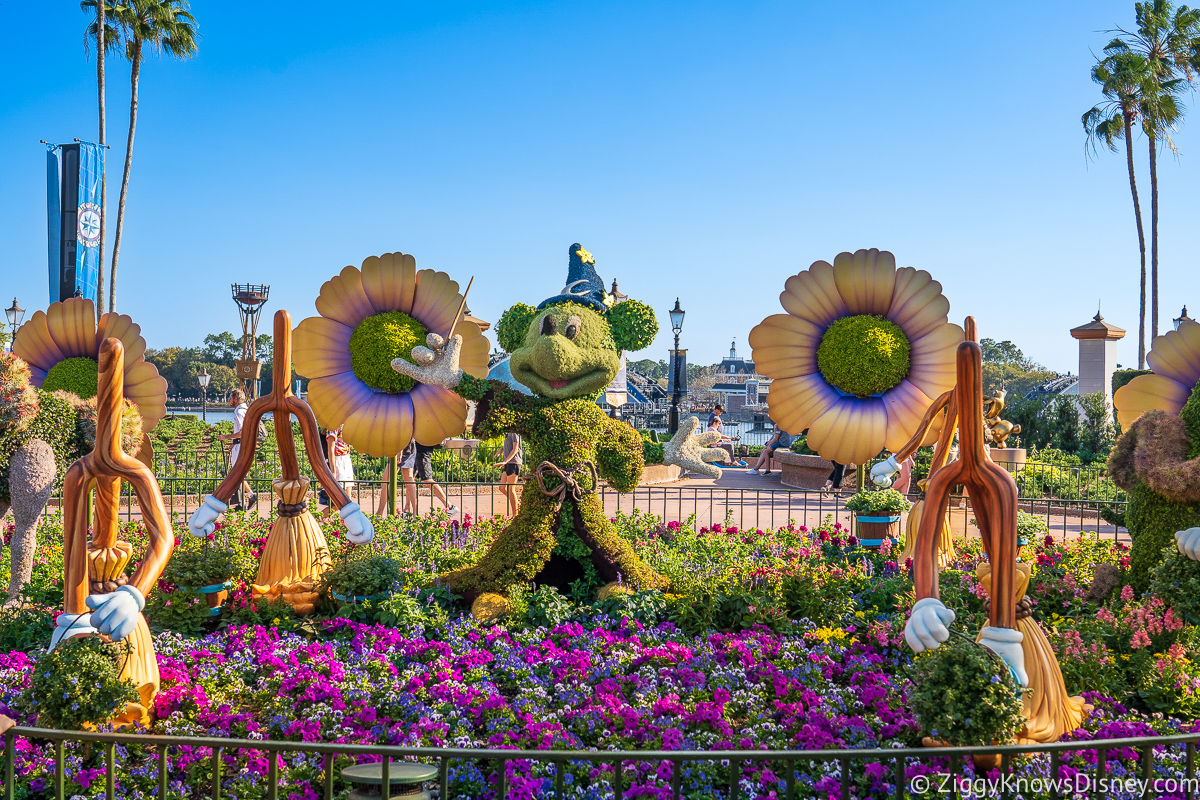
(1123, 111, 1148, 369)
(1148, 133, 1160, 342)
(109, 40, 141, 314)
(95, 0, 106, 321)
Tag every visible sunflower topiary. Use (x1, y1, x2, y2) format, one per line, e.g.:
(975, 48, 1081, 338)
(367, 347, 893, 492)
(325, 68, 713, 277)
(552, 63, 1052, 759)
(347, 311, 428, 393)
(816, 314, 911, 398)
(42, 356, 99, 399)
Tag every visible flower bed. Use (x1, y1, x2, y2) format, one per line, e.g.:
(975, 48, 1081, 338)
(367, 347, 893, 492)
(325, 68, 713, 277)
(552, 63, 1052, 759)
(3, 509, 1200, 797)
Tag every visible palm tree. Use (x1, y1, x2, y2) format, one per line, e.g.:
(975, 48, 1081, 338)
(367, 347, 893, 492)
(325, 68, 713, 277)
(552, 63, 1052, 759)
(1083, 52, 1152, 368)
(106, 0, 199, 313)
(82, 1, 119, 321)
(1105, 0, 1200, 341)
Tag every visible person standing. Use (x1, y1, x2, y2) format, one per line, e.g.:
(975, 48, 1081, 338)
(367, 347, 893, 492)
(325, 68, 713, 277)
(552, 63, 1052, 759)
(415, 441, 459, 517)
(376, 443, 419, 516)
(494, 432, 523, 518)
(326, 425, 354, 490)
(217, 389, 257, 511)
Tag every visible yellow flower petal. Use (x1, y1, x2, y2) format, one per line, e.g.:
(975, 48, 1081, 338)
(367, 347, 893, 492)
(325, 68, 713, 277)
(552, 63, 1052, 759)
(1114, 373, 1190, 427)
(315, 265, 375, 329)
(459, 322, 491, 380)
(410, 269, 463, 338)
(806, 397, 887, 465)
(1146, 319, 1200, 391)
(411, 383, 468, 446)
(907, 323, 964, 398)
(765, 374, 838, 435)
(882, 379, 935, 453)
(96, 312, 147, 365)
(887, 266, 950, 341)
(306, 373, 373, 432)
(833, 249, 896, 316)
(748, 314, 821, 379)
(46, 298, 96, 360)
(342, 392, 415, 458)
(292, 316, 353, 379)
(779, 260, 848, 327)
(123, 360, 168, 432)
(361, 252, 418, 315)
(12, 310, 66, 376)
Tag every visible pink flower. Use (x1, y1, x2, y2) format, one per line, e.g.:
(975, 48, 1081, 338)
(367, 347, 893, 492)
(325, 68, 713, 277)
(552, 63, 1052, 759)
(1121, 585, 1135, 601)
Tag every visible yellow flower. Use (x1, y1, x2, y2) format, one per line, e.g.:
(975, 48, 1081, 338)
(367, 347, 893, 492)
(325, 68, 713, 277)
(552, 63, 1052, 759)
(1114, 318, 1200, 426)
(749, 249, 963, 464)
(12, 297, 168, 431)
(292, 252, 489, 457)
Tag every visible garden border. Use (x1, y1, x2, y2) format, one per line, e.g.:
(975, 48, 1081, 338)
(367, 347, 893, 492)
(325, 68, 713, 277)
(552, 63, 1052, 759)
(5, 726, 1199, 800)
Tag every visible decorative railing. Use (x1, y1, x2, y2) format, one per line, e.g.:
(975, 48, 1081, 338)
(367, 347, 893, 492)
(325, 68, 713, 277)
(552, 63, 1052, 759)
(4, 726, 1198, 799)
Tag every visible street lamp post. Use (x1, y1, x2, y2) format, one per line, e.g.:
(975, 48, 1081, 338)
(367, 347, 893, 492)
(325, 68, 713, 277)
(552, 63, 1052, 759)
(668, 298, 686, 434)
(5, 298, 25, 351)
(1174, 306, 1193, 331)
(197, 368, 211, 423)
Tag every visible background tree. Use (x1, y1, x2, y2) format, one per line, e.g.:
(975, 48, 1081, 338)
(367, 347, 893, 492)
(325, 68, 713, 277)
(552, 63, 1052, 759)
(106, 0, 198, 312)
(1105, 0, 1200, 340)
(1083, 51, 1151, 367)
(201, 331, 239, 366)
(186, 361, 237, 400)
(82, 0, 118, 321)
(980, 338, 1059, 398)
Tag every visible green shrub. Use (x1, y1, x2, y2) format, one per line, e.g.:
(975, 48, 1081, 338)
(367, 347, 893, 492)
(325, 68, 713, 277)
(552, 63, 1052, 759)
(845, 488, 912, 515)
(908, 635, 1025, 746)
(816, 315, 910, 397)
(347, 311, 427, 393)
(0, 603, 55, 653)
(1149, 546, 1200, 624)
(146, 587, 213, 635)
(320, 553, 403, 599)
(163, 545, 238, 588)
(42, 356, 99, 399)
(25, 636, 138, 730)
(642, 438, 664, 465)
(789, 434, 818, 456)
(0, 390, 84, 504)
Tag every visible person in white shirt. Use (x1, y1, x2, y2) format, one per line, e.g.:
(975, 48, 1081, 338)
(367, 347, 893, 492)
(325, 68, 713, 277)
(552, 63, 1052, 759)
(217, 389, 257, 511)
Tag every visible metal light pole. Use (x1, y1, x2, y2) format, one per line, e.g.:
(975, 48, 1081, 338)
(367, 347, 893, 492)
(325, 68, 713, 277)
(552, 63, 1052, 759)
(5, 298, 25, 351)
(668, 298, 685, 434)
(197, 368, 211, 423)
(1174, 306, 1193, 331)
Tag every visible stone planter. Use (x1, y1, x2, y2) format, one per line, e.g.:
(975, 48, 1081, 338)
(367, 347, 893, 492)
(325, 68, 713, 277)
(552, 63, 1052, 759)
(641, 464, 683, 484)
(989, 447, 1027, 473)
(180, 580, 233, 617)
(854, 514, 901, 550)
(776, 451, 833, 490)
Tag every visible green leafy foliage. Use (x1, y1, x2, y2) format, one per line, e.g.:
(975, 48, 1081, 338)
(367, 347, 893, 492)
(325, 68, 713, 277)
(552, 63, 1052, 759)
(42, 356, 99, 399)
(0, 389, 85, 504)
(146, 587, 214, 635)
(816, 314, 910, 397)
(320, 553, 403, 599)
(788, 434, 818, 456)
(0, 352, 38, 435)
(495, 303, 539, 353)
(347, 311, 427, 393)
(1150, 546, 1200, 624)
(24, 636, 138, 730)
(844, 488, 912, 515)
(164, 545, 238, 588)
(607, 299, 658, 352)
(0, 603, 55, 653)
(1183, 382, 1200, 460)
(908, 635, 1025, 747)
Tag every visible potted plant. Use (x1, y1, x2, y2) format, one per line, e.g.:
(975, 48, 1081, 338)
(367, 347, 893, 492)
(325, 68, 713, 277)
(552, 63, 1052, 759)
(320, 554, 402, 603)
(163, 545, 238, 615)
(844, 488, 912, 550)
(909, 633, 1025, 771)
(23, 636, 138, 730)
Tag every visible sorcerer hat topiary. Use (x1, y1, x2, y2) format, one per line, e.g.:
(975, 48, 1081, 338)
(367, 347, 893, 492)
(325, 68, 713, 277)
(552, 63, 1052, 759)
(537, 243, 609, 313)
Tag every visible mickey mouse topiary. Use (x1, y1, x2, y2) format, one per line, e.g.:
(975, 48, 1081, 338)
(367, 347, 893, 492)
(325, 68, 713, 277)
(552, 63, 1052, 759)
(394, 244, 665, 600)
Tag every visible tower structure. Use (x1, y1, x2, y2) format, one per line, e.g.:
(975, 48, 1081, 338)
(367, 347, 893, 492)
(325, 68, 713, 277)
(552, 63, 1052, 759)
(1070, 311, 1125, 408)
(231, 284, 269, 398)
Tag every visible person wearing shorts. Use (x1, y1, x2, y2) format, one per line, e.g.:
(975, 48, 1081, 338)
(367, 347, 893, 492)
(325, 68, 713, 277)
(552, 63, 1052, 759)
(747, 428, 795, 475)
(326, 426, 354, 490)
(494, 432, 523, 518)
(414, 441, 458, 517)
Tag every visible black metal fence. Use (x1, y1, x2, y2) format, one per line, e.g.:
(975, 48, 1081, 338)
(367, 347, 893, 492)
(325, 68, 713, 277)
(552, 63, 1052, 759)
(5, 725, 1198, 800)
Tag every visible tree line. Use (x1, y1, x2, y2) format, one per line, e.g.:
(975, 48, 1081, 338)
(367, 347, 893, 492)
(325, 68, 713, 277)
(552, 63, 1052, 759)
(146, 332, 273, 402)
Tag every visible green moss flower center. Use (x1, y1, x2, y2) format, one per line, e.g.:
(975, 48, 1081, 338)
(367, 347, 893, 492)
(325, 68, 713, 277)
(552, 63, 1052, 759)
(43, 356, 99, 399)
(817, 315, 910, 397)
(348, 311, 428, 393)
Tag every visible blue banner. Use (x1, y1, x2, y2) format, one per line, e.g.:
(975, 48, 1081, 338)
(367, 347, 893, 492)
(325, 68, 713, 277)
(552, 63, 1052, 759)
(46, 141, 103, 303)
(75, 142, 103, 302)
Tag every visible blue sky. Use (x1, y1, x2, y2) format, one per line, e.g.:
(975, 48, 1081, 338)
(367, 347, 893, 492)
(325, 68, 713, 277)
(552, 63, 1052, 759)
(1, 1, 1195, 372)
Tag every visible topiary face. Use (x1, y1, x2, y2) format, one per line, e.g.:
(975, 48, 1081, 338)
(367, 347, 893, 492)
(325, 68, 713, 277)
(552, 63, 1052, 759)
(348, 311, 428, 393)
(508, 303, 621, 400)
(816, 315, 910, 397)
(42, 356, 99, 399)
